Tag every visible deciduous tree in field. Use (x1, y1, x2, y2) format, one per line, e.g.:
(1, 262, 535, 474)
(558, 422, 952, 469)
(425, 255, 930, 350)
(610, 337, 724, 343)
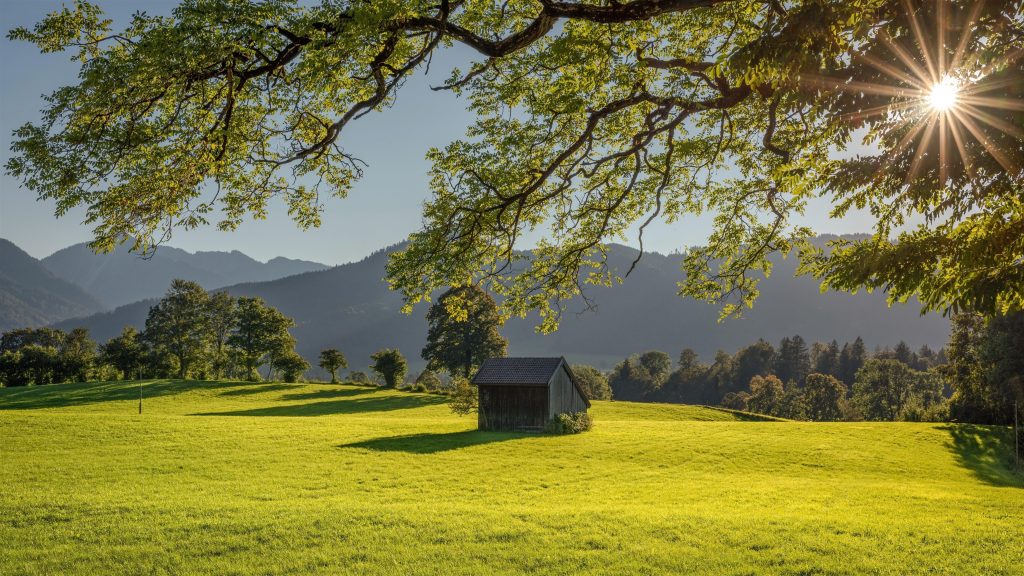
(422, 285, 507, 379)
(206, 291, 237, 379)
(571, 364, 612, 401)
(803, 373, 847, 422)
(747, 374, 785, 417)
(229, 296, 296, 381)
(143, 279, 211, 379)
(57, 328, 96, 383)
(275, 350, 310, 383)
(852, 359, 942, 421)
(371, 349, 408, 389)
(100, 326, 145, 380)
(8, 1, 1021, 328)
(318, 349, 347, 383)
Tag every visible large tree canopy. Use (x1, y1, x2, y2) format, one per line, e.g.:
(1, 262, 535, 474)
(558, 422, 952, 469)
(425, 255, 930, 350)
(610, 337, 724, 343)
(7, 0, 1023, 329)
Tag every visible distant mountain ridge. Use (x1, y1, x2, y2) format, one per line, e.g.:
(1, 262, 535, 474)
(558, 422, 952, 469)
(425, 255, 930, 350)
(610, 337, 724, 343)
(0, 239, 103, 331)
(41, 241, 328, 309)
(54, 239, 951, 374)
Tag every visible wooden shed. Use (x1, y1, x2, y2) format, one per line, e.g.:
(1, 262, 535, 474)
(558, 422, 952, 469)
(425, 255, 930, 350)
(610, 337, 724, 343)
(471, 357, 591, 432)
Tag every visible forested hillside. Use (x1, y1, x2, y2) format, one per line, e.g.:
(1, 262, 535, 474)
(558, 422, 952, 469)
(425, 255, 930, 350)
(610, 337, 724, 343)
(0, 240, 102, 331)
(56, 239, 950, 372)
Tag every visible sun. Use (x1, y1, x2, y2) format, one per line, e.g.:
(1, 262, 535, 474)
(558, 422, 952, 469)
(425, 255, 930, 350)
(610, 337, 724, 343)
(927, 76, 960, 112)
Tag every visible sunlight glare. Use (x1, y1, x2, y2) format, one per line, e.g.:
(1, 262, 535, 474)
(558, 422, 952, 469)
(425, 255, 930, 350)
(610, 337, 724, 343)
(927, 76, 960, 112)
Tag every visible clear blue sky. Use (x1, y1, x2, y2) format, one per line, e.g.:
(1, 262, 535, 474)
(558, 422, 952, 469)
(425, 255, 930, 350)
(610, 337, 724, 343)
(0, 1, 875, 265)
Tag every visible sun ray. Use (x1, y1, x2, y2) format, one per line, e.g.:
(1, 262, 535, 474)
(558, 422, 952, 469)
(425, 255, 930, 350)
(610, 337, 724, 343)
(939, 111, 949, 186)
(957, 105, 1024, 140)
(948, 114, 975, 179)
(878, 31, 935, 88)
(856, 52, 931, 91)
(907, 114, 939, 185)
(902, 0, 939, 83)
(953, 109, 1020, 173)
(949, 0, 985, 72)
(958, 95, 1024, 111)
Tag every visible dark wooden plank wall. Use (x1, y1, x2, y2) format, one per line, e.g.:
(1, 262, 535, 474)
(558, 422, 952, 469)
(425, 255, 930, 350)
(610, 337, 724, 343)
(548, 365, 588, 417)
(478, 385, 548, 431)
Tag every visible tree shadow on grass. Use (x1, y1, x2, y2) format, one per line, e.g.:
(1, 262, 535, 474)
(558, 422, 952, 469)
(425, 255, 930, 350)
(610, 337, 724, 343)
(194, 392, 447, 417)
(338, 430, 529, 454)
(279, 388, 373, 401)
(943, 424, 1023, 488)
(219, 383, 294, 396)
(0, 379, 235, 410)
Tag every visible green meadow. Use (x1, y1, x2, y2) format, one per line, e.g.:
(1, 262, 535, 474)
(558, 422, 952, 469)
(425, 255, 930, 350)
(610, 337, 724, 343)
(1, 380, 1021, 575)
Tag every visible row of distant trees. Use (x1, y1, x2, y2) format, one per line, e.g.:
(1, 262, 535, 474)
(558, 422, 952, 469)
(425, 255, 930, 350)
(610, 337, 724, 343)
(0, 279, 310, 386)
(572, 312, 1024, 425)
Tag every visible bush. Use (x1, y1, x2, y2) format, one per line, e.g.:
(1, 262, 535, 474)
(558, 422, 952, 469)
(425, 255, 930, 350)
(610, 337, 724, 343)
(409, 383, 428, 393)
(544, 411, 593, 434)
(348, 371, 372, 385)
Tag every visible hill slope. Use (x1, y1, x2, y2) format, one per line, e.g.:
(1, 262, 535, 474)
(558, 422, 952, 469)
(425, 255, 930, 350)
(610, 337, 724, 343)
(0, 239, 102, 331)
(0, 379, 1020, 575)
(41, 241, 327, 309)
(57, 240, 951, 372)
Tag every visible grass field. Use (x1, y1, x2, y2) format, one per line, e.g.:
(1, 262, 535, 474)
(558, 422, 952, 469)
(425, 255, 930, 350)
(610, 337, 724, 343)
(1, 379, 1022, 575)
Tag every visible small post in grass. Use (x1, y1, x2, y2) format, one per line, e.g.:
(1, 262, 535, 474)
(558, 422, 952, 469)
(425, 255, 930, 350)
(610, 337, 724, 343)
(1015, 400, 1020, 472)
(139, 380, 143, 414)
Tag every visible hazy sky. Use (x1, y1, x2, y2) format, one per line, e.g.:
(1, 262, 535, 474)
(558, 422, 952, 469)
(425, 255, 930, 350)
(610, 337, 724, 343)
(0, 1, 875, 265)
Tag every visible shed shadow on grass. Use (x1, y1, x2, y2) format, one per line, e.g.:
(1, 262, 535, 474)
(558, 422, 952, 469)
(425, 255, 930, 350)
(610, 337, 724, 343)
(943, 424, 1023, 488)
(0, 379, 234, 410)
(194, 392, 447, 417)
(338, 430, 529, 454)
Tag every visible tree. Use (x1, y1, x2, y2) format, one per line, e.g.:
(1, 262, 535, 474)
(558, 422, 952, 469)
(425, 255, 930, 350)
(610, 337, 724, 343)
(229, 296, 295, 381)
(58, 327, 96, 383)
(571, 365, 611, 401)
(775, 336, 811, 386)
(812, 340, 840, 379)
(11, 2, 1021, 330)
(275, 351, 310, 383)
(747, 375, 784, 417)
(206, 291, 237, 379)
(838, 337, 867, 386)
(371, 349, 408, 389)
(637, 351, 672, 388)
(609, 355, 666, 402)
(415, 370, 443, 391)
(449, 378, 478, 416)
(947, 312, 1024, 425)
(318, 349, 348, 383)
(721, 391, 750, 412)
(143, 279, 211, 379)
(852, 359, 941, 421)
(100, 326, 145, 380)
(803, 373, 847, 422)
(422, 285, 507, 379)
(733, 339, 775, 390)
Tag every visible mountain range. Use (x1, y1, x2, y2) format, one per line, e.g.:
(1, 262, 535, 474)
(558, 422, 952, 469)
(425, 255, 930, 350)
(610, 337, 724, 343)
(0, 239, 103, 331)
(41, 238, 951, 374)
(41, 242, 327, 309)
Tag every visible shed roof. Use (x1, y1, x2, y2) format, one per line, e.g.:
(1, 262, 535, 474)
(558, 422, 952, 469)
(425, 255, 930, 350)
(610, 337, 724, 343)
(471, 357, 565, 385)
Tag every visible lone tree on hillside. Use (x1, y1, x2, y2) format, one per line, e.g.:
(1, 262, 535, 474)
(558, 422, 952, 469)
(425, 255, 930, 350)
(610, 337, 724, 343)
(422, 285, 507, 378)
(318, 349, 348, 383)
(143, 279, 211, 379)
(371, 349, 408, 389)
(275, 350, 310, 383)
(7, 1, 1022, 325)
